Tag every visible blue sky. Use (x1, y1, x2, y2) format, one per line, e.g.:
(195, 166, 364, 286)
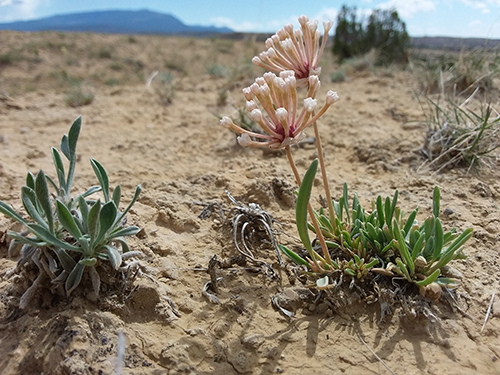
(1, 0, 500, 38)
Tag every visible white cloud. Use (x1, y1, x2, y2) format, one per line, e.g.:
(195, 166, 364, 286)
(209, 16, 266, 32)
(0, 0, 43, 21)
(460, 0, 491, 13)
(377, 0, 436, 18)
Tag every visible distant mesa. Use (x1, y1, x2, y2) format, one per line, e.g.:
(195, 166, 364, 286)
(0, 9, 233, 35)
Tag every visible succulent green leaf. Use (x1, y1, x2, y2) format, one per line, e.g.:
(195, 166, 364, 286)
(115, 237, 131, 253)
(403, 208, 418, 237)
(395, 258, 412, 281)
(433, 186, 440, 218)
(7, 231, 45, 247)
(384, 196, 391, 228)
(65, 262, 85, 295)
(427, 228, 472, 274)
(345, 268, 356, 276)
(389, 190, 398, 226)
(365, 258, 379, 268)
(432, 218, 444, 260)
(435, 277, 460, 289)
(296, 159, 318, 256)
(90, 159, 110, 202)
(412, 233, 426, 260)
(376, 196, 384, 228)
(393, 219, 414, 276)
(342, 183, 350, 222)
(415, 268, 441, 287)
(105, 245, 122, 270)
(35, 170, 54, 233)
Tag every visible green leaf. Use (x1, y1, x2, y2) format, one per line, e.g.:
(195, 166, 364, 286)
(427, 228, 473, 274)
(403, 208, 418, 237)
(65, 262, 85, 295)
(342, 183, 350, 222)
(435, 277, 460, 289)
(35, 170, 54, 233)
(68, 116, 82, 159)
(112, 185, 121, 207)
(7, 231, 45, 247)
(60, 134, 70, 160)
(116, 185, 142, 225)
(26, 171, 36, 189)
(395, 258, 412, 281)
(365, 258, 379, 268)
(87, 200, 101, 243)
(389, 190, 398, 227)
(52, 246, 76, 273)
(90, 159, 110, 202)
(56, 200, 82, 240)
(109, 225, 140, 239)
(115, 237, 131, 253)
(384, 196, 391, 228)
(433, 186, 440, 218)
(78, 196, 89, 233)
(20, 187, 47, 228)
(27, 223, 82, 252)
(51, 147, 66, 191)
(432, 218, 444, 260)
(80, 185, 101, 199)
(296, 159, 318, 257)
(412, 233, 426, 259)
(376, 196, 384, 228)
(95, 201, 118, 246)
(393, 219, 414, 276)
(415, 268, 441, 287)
(105, 245, 122, 270)
(79, 257, 97, 266)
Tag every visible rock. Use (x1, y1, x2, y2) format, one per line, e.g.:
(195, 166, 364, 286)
(241, 334, 265, 349)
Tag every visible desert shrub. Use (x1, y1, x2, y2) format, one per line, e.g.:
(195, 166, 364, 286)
(0, 51, 23, 66)
(147, 71, 176, 106)
(104, 78, 120, 86)
(331, 70, 346, 82)
(419, 93, 500, 173)
(333, 5, 410, 65)
(0, 117, 142, 305)
(65, 84, 94, 107)
(206, 64, 227, 78)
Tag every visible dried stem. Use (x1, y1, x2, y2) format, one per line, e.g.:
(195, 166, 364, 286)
(285, 145, 334, 266)
(312, 120, 336, 229)
(357, 333, 396, 375)
(481, 289, 496, 333)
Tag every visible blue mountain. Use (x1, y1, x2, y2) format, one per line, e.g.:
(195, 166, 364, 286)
(0, 9, 233, 35)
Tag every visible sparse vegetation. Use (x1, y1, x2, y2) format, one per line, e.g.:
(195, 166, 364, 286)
(65, 83, 95, 107)
(419, 92, 500, 173)
(0, 117, 142, 303)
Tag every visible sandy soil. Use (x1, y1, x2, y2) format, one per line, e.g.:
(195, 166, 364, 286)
(0, 31, 499, 375)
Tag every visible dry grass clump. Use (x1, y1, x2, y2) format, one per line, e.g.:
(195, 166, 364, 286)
(420, 90, 500, 173)
(411, 48, 500, 98)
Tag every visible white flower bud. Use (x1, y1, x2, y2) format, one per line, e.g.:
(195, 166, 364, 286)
(304, 98, 317, 112)
(255, 77, 266, 86)
(237, 133, 252, 147)
(277, 28, 288, 39)
(252, 56, 262, 65)
(250, 108, 263, 122)
(265, 38, 273, 48)
(323, 20, 333, 33)
(325, 90, 339, 105)
(259, 84, 270, 96)
(284, 24, 294, 34)
(246, 100, 258, 112)
(242, 87, 253, 101)
(276, 108, 288, 121)
(220, 116, 233, 128)
(307, 20, 318, 33)
(281, 38, 293, 51)
(298, 15, 309, 27)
